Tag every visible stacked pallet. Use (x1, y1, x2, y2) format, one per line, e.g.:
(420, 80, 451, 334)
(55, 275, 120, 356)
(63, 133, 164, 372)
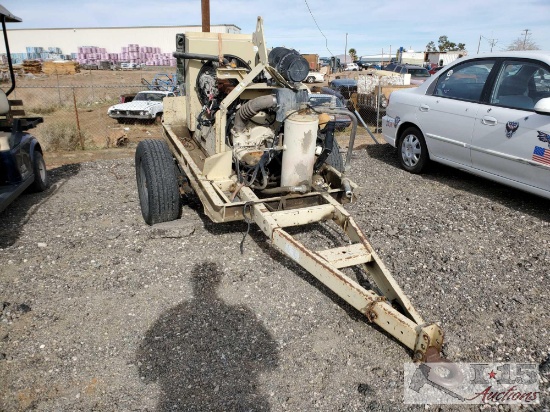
(22, 60, 42, 74)
(42, 61, 80, 75)
(76, 44, 176, 67)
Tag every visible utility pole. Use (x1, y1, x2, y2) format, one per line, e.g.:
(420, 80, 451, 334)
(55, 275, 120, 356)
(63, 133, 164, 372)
(477, 35, 481, 54)
(484, 36, 498, 52)
(201, 0, 210, 32)
(522, 29, 530, 50)
(345, 33, 348, 64)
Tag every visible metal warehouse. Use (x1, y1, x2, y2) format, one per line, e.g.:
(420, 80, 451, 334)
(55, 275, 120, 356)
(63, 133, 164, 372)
(0, 24, 241, 64)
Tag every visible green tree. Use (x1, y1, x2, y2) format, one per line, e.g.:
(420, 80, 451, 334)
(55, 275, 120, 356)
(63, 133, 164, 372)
(426, 41, 437, 52)
(348, 48, 357, 62)
(436, 36, 466, 51)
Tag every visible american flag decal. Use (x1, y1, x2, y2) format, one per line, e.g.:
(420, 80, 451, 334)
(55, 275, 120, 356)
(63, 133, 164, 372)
(532, 146, 550, 165)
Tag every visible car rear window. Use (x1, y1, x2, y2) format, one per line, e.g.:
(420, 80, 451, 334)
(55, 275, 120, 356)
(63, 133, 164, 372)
(434, 60, 495, 102)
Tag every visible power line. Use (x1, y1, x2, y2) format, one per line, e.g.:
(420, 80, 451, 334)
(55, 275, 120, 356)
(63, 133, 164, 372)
(522, 29, 530, 50)
(303, 0, 333, 56)
(482, 35, 498, 52)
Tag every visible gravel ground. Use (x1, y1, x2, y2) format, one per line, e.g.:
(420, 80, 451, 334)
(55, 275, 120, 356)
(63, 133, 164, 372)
(0, 143, 549, 411)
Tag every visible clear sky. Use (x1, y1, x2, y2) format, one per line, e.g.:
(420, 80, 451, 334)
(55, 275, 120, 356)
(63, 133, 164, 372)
(2, 0, 549, 58)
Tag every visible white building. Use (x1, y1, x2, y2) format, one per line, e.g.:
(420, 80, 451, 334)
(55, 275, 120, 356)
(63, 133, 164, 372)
(0, 24, 241, 64)
(425, 51, 467, 67)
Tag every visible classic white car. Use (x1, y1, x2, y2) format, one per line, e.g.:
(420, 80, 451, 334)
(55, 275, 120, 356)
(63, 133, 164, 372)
(382, 51, 550, 200)
(107, 90, 175, 123)
(344, 62, 359, 71)
(305, 71, 325, 83)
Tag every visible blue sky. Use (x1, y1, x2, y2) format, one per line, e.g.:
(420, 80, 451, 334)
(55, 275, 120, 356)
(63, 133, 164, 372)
(3, 0, 549, 58)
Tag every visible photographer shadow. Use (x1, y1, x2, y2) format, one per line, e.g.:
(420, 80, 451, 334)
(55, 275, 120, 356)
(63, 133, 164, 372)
(137, 261, 279, 412)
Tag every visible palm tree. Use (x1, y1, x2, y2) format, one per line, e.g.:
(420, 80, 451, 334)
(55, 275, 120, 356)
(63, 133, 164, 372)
(348, 48, 357, 62)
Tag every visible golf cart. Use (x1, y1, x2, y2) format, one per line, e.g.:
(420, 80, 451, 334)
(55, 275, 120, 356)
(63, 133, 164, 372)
(0, 5, 48, 214)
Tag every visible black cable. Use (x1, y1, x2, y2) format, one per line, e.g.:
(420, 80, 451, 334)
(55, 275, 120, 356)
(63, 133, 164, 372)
(303, 0, 334, 57)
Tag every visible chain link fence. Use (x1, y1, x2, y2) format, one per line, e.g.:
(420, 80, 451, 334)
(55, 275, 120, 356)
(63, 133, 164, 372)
(12, 84, 161, 151)
(8, 67, 390, 154)
(321, 70, 416, 136)
(5, 67, 177, 151)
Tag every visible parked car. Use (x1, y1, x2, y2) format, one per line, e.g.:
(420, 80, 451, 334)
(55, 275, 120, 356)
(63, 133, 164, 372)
(354, 60, 372, 70)
(384, 63, 431, 85)
(328, 78, 357, 100)
(382, 51, 550, 200)
(344, 63, 359, 71)
(428, 66, 444, 75)
(308, 93, 352, 130)
(120, 62, 140, 70)
(382, 62, 398, 71)
(107, 90, 175, 123)
(305, 71, 325, 83)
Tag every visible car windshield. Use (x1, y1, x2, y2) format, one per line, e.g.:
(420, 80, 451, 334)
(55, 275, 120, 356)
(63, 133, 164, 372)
(408, 68, 430, 77)
(134, 92, 164, 102)
(309, 95, 345, 108)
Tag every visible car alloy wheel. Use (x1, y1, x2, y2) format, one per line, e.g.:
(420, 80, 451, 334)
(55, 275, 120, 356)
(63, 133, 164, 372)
(401, 134, 421, 167)
(398, 127, 428, 173)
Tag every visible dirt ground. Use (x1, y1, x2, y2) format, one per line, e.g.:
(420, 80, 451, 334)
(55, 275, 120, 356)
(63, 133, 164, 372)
(1, 134, 549, 411)
(1, 67, 548, 411)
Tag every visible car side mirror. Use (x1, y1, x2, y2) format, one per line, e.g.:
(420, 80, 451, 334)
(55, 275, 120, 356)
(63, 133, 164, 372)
(534, 97, 550, 115)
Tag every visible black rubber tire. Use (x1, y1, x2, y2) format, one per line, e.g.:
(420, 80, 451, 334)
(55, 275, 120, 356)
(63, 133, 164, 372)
(306, 76, 315, 84)
(135, 139, 181, 225)
(117, 118, 125, 124)
(326, 138, 345, 172)
(31, 151, 49, 192)
(398, 127, 429, 174)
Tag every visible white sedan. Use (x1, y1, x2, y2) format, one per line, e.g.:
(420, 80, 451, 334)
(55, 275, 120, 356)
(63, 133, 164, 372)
(382, 51, 550, 200)
(107, 90, 175, 123)
(305, 71, 325, 83)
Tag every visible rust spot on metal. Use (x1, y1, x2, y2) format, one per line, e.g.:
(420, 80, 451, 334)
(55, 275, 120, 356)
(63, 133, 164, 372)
(365, 296, 386, 323)
(414, 351, 424, 361)
(424, 346, 450, 363)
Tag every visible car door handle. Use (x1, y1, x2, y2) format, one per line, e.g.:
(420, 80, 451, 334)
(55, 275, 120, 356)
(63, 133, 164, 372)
(481, 116, 497, 126)
(419, 104, 429, 112)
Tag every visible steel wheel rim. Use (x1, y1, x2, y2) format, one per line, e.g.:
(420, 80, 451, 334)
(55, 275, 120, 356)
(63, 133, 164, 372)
(401, 134, 422, 167)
